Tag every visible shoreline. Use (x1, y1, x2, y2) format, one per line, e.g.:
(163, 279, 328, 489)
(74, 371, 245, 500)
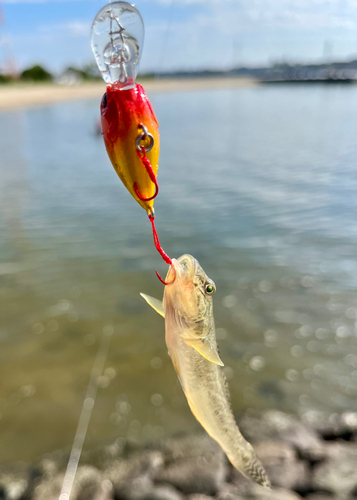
(0, 77, 258, 113)
(1, 410, 357, 500)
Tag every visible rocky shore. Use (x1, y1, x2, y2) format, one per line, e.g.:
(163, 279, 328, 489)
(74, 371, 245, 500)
(1, 410, 357, 500)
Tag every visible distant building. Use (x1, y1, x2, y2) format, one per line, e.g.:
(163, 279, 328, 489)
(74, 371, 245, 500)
(56, 68, 83, 86)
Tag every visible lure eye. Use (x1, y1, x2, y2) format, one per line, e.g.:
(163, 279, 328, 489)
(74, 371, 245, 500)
(101, 93, 107, 110)
(205, 283, 216, 295)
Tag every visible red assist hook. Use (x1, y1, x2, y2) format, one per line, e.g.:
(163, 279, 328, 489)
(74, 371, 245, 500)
(134, 124, 175, 285)
(134, 125, 159, 202)
(148, 212, 176, 286)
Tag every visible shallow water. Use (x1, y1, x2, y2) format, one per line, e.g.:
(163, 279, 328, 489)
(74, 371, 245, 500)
(0, 84, 357, 463)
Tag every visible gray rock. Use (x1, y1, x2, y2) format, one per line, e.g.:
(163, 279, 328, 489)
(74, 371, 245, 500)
(94, 479, 115, 500)
(152, 433, 227, 495)
(32, 472, 64, 500)
(151, 433, 222, 462)
(75, 465, 107, 500)
(32, 465, 104, 500)
(312, 442, 357, 497)
(216, 483, 245, 500)
(305, 495, 340, 500)
(105, 451, 164, 500)
(0, 473, 28, 500)
(155, 449, 227, 495)
(144, 484, 184, 500)
(239, 411, 325, 461)
(188, 495, 216, 500)
(106, 450, 164, 485)
(221, 477, 303, 500)
(244, 487, 303, 500)
(0, 463, 29, 500)
(303, 411, 357, 441)
(115, 475, 153, 500)
(254, 441, 310, 491)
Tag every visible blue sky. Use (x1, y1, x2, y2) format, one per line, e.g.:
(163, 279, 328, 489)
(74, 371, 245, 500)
(1, 0, 357, 74)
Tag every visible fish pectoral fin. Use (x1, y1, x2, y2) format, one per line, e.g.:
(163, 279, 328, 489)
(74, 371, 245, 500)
(184, 337, 224, 366)
(140, 293, 165, 318)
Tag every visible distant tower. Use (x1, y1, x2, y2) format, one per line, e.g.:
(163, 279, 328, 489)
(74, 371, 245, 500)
(0, 2, 17, 76)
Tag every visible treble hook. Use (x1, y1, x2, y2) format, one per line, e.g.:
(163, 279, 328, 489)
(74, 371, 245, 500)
(134, 124, 158, 202)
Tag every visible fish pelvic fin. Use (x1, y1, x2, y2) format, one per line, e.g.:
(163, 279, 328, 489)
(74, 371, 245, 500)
(228, 444, 270, 489)
(140, 293, 165, 318)
(184, 337, 224, 366)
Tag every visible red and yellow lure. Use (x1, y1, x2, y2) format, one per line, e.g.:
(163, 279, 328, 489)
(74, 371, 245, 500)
(101, 83, 160, 215)
(91, 1, 173, 283)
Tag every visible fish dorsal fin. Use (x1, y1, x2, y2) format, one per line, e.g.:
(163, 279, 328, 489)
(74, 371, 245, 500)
(184, 337, 224, 366)
(140, 293, 165, 318)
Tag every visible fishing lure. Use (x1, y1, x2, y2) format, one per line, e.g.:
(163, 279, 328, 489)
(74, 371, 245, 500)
(91, 2, 173, 283)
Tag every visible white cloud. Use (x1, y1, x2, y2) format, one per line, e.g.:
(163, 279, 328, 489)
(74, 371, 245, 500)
(145, 0, 357, 29)
(5, 0, 357, 72)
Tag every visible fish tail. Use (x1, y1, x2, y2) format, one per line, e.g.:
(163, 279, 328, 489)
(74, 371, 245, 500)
(228, 443, 270, 488)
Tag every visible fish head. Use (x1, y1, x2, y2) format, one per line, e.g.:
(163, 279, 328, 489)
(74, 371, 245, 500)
(164, 254, 216, 328)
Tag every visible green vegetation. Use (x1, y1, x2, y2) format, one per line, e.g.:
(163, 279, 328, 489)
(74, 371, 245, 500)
(21, 64, 53, 82)
(0, 73, 13, 84)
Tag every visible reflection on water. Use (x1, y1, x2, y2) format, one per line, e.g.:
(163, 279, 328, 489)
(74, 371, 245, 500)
(0, 85, 357, 463)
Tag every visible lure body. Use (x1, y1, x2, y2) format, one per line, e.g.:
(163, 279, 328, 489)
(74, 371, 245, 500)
(101, 83, 160, 213)
(141, 255, 270, 488)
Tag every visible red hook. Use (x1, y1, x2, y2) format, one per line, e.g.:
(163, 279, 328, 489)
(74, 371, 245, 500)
(133, 124, 175, 285)
(134, 146, 159, 201)
(149, 212, 176, 285)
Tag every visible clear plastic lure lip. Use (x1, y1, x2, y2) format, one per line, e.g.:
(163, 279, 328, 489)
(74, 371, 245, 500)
(91, 1, 144, 89)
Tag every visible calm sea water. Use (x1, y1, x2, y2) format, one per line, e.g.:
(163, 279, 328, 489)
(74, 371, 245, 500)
(0, 84, 357, 463)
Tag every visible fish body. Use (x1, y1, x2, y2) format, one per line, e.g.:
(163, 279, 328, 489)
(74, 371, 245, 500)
(101, 82, 160, 213)
(141, 255, 270, 488)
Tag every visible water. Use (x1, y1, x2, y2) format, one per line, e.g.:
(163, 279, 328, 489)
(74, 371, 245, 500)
(1, 84, 357, 464)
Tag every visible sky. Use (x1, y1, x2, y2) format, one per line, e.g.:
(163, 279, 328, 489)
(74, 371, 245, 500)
(1, 0, 357, 74)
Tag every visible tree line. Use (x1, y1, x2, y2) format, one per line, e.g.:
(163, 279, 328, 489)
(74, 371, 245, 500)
(0, 63, 101, 84)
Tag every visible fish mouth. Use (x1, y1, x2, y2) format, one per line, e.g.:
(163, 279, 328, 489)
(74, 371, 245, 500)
(165, 255, 197, 284)
(177, 254, 197, 281)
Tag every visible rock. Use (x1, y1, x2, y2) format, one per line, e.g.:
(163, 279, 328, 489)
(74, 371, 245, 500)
(239, 411, 325, 461)
(153, 434, 227, 495)
(254, 441, 310, 492)
(106, 450, 164, 485)
(0, 464, 29, 500)
(220, 477, 302, 500)
(216, 483, 245, 500)
(188, 495, 216, 500)
(144, 484, 184, 500)
(305, 495, 339, 500)
(94, 479, 115, 500)
(114, 474, 153, 500)
(155, 451, 226, 495)
(32, 465, 104, 500)
(150, 433, 222, 462)
(32, 472, 64, 500)
(245, 487, 303, 500)
(312, 442, 357, 497)
(75, 465, 106, 500)
(105, 451, 164, 500)
(303, 411, 357, 441)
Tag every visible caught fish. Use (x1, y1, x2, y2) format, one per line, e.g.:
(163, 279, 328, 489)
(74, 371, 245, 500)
(141, 254, 270, 488)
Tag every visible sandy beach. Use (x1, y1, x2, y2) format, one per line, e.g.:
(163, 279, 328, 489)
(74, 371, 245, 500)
(0, 77, 257, 112)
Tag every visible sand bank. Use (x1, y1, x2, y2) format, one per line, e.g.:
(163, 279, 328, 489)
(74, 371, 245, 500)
(0, 77, 257, 112)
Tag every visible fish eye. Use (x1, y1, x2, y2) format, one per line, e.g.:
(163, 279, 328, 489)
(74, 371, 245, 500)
(205, 283, 216, 295)
(101, 93, 107, 110)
